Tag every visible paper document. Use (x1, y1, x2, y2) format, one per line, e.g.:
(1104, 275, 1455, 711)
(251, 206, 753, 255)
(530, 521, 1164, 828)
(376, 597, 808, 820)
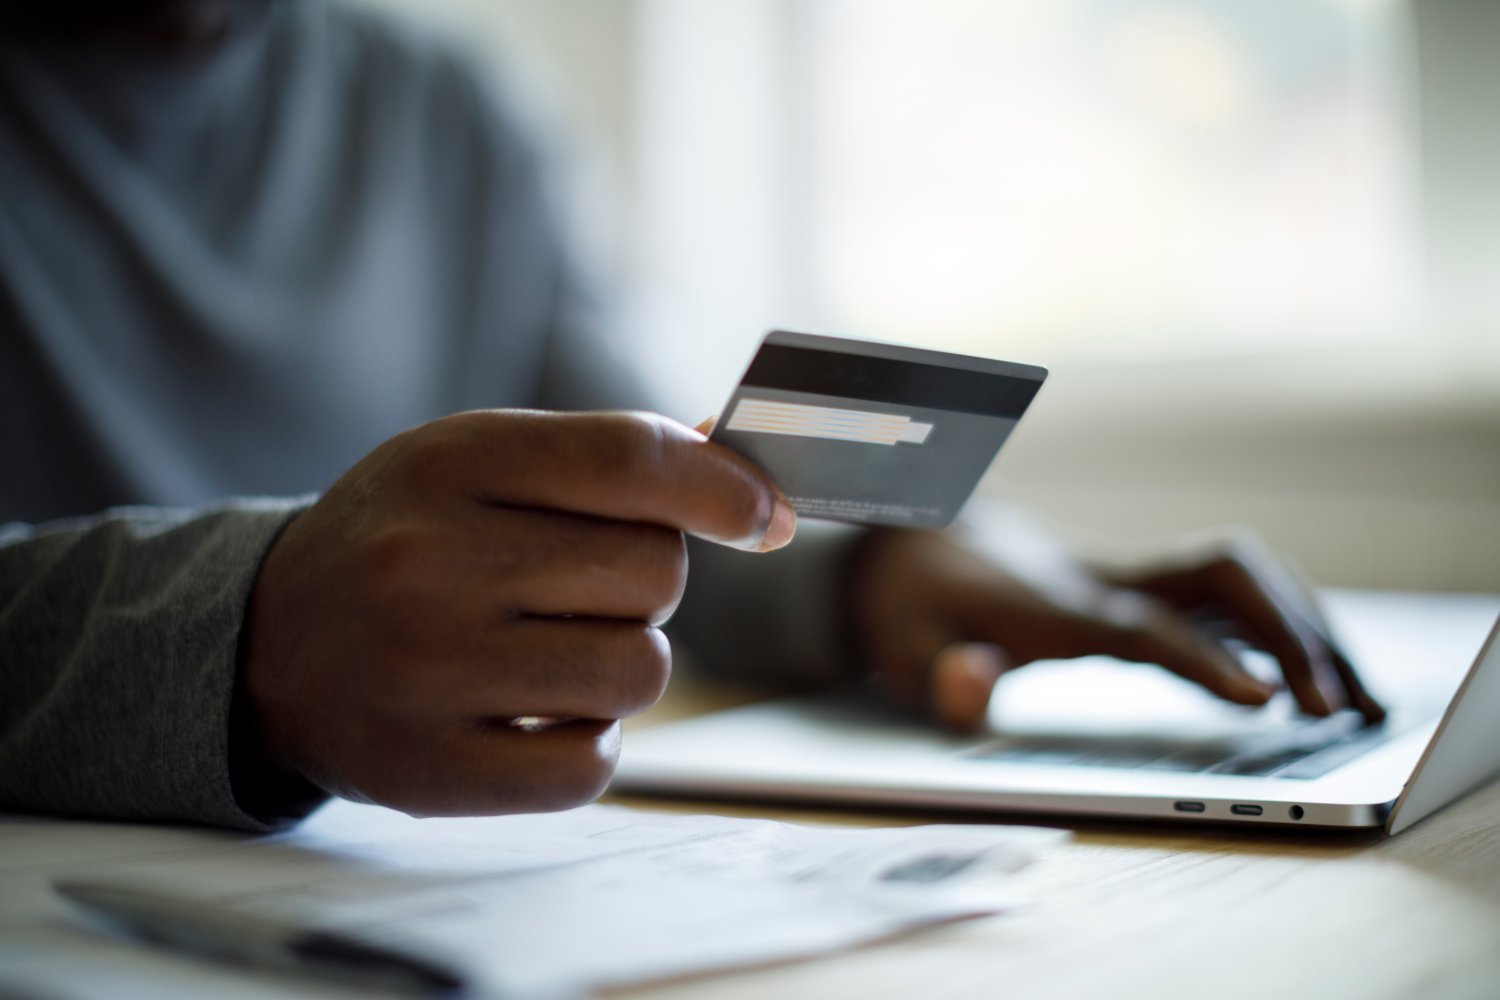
(0, 801, 1062, 998)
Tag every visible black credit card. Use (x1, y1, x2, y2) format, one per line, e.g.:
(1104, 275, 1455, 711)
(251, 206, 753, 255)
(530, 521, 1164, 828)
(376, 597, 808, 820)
(710, 331, 1047, 528)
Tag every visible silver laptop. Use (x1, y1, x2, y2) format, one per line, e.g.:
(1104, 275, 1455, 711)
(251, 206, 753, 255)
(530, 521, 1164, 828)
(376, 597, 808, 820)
(614, 591, 1500, 833)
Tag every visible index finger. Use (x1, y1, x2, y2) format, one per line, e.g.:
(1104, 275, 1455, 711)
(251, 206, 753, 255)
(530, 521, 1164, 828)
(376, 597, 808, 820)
(451, 409, 797, 551)
(1053, 594, 1278, 707)
(1142, 549, 1385, 722)
(1274, 560, 1387, 724)
(1203, 552, 1385, 721)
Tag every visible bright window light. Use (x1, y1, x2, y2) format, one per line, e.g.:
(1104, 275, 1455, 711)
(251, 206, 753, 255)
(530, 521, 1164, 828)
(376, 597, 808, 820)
(809, 0, 1422, 362)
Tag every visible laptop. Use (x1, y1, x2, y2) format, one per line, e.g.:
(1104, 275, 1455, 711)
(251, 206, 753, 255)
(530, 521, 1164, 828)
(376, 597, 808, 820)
(614, 590, 1500, 833)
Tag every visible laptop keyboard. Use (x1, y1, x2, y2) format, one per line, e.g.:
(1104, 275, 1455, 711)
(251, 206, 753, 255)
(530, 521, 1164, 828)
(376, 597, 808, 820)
(966, 710, 1392, 780)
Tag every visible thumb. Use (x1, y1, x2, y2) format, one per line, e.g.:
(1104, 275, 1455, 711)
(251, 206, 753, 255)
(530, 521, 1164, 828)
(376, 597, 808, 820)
(694, 415, 719, 436)
(931, 642, 1007, 733)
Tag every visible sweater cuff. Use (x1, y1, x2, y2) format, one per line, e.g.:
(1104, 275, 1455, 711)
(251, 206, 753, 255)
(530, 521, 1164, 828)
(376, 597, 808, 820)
(225, 502, 330, 830)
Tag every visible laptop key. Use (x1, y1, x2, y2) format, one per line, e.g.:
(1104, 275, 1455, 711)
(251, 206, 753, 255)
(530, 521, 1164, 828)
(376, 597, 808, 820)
(1276, 726, 1391, 779)
(1205, 712, 1368, 776)
(1210, 747, 1323, 776)
(1139, 748, 1240, 772)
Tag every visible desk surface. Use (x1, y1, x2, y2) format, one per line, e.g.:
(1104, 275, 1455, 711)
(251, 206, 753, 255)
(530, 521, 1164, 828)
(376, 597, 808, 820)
(606, 675, 1500, 1000)
(3, 682, 1497, 999)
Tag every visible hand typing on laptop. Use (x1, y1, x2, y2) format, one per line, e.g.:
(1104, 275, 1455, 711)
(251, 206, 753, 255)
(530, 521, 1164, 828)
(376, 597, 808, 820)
(849, 523, 1385, 734)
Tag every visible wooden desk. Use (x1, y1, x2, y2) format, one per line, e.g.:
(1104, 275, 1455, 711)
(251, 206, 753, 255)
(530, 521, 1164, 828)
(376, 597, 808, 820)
(607, 678, 1500, 1000)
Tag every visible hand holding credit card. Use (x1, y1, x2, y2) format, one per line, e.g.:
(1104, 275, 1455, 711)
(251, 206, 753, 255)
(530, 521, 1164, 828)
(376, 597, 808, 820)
(710, 331, 1047, 529)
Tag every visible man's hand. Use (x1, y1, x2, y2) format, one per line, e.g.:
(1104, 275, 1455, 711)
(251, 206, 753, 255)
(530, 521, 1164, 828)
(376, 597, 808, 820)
(243, 410, 795, 817)
(850, 520, 1385, 733)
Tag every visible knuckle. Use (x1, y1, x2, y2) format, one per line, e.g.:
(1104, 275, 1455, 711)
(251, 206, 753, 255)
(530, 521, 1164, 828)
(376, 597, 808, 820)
(1101, 617, 1161, 664)
(609, 626, 673, 716)
(497, 744, 619, 814)
(394, 414, 475, 483)
(597, 411, 669, 479)
(355, 525, 438, 604)
(545, 754, 619, 811)
(398, 732, 622, 817)
(1196, 552, 1255, 593)
(410, 408, 541, 493)
(1201, 539, 1260, 581)
(637, 529, 689, 622)
(1201, 549, 1243, 576)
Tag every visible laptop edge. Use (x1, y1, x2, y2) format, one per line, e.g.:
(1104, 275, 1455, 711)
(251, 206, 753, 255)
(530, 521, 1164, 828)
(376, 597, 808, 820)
(615, 609, 1500, 836)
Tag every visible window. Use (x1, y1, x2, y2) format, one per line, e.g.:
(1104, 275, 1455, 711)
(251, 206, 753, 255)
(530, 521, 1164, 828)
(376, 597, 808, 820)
(808, 0, 1421, 362)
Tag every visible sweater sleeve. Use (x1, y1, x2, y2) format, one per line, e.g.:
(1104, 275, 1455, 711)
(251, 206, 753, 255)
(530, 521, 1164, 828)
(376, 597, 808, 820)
(0, 499, 327, 831)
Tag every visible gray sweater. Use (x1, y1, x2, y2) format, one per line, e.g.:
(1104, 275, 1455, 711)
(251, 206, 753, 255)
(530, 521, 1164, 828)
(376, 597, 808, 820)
(0, 1, 856, 831)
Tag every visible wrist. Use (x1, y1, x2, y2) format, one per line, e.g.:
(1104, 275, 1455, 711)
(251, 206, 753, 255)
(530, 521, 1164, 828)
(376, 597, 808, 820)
(229, 507, 328, 825)
(226, 667, 328, 826)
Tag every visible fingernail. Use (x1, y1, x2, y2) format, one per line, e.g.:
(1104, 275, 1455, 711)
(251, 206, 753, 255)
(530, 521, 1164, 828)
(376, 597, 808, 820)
(755, 495, 797, 551)
(694, 415, 718, 436)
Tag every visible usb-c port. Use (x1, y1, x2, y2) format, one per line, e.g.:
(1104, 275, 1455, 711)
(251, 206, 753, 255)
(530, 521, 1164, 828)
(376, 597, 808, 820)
(1231, 804, 1263, 816)
(1173, 801, 1206, 813)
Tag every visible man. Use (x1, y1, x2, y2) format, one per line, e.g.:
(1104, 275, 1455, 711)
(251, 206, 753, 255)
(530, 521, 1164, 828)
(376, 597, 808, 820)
(0, 0, 1381, 832)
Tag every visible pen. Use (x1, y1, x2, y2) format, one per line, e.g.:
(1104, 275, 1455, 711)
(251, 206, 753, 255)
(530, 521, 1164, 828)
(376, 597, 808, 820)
(54, 878, 466, 996)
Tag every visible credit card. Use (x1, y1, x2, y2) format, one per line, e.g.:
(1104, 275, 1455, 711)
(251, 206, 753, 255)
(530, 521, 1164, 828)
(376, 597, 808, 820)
(710, 331, 1047, 529)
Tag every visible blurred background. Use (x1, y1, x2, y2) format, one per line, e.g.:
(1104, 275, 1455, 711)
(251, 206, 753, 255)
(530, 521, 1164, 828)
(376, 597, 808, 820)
(358, 0, 1499, 593)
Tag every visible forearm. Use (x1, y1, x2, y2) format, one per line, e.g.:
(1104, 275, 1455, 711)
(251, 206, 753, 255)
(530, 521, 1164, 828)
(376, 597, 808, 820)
(0, 499, 326, 831)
